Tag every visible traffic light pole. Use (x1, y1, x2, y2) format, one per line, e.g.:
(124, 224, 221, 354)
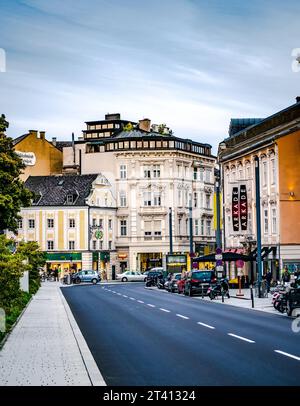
(169, 207, 173, 254)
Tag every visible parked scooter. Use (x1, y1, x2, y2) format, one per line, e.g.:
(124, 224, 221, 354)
(145, 276, 156, 287)
(156, 274, 166, 289)
(208, 278, 230, 300)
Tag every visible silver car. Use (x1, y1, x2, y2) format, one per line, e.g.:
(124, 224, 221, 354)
(116, 271, 147, 282)
(72, 270, 101, 284)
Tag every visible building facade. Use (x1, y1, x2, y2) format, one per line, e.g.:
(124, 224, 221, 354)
(13, 130, 66, 181)
(63, 114, 217, 275)
(219, 97, 300, 282)
(10, 174, 117, 277)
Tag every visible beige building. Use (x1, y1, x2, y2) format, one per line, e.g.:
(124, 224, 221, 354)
(63, 114, 216, 274)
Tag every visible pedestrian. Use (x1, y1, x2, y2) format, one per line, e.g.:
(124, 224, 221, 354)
(282, 267, 290, 283)
(53, 267, 59, 282)
(266, 269, 272, 293)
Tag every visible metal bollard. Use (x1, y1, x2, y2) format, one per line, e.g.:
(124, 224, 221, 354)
(250, 286, 254, 308)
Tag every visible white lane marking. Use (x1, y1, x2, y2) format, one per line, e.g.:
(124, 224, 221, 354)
(123, 295, 128, 298)
(160, 308, 171, 313)
(137, 300, 144, 304)
(228, 333, 255, 343)
(147, 304, 155, 308)
(176, 314, 189, 319)
(116, 293, 122, 296)
(274, 350, 300, 361)
(197, 322, 215, 329)
(112, 291, 117, 294)
(129, 297, 136, 301)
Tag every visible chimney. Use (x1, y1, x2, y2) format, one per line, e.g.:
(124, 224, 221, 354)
(29, 130, 38, 138)
(296, 96, 300, 103)
(39, 131, 45, 140)
(105, 113, 121, 121)
(52, 137, 57, 146)
(139, 118, 151, 132)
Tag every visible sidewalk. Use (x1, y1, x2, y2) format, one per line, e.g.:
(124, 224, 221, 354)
(0, 282, 106, 386)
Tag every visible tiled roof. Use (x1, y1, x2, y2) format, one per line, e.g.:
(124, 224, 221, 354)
(113, 129, 170, 139)
(12, 134, 28, 145)
(25, 174, 98, 206)
(54, 141, 73, 151)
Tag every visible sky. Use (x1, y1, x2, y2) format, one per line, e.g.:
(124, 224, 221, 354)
(0, 0, 300, 152)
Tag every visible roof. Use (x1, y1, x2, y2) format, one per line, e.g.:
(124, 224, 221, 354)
(12, 134, 28, 145)
(25, 174, 98, 206)
(113, 129, 171, 139)
(228, 118, 264, 137)
(54, 141, 72, 151)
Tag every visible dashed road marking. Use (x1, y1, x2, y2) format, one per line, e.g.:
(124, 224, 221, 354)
(274, 350, 300, 361)
(160, 308, 171, 313)
(129, 297, 136, 301)
(137, 300, 144, 304)
(176, 314, 189, 320)
(147, 304, 155, 308)
(197, 322, 215, 329)
(228, 333, 255, 343)
(123, 295, 128, 298)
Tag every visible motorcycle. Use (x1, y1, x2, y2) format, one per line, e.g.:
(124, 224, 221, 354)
(208, 278, 230, 300)
(156, 275, 166, 289)
(145, 276, 156, 287)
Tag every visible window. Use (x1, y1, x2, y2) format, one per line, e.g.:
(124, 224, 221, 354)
(144, 221, 151, 237)
(120, 192, 127, 207)
(99, 240, 103, 250)
(193, 168, 197, 180)
(178, 190, 182, 206)
(154, 220, 161, 236)
(153, 193, 161, 206)
(186, 218, 189, 235)
(262, 161, 267, 186)
(143, 192, 152, 206)
(120, 164, 127, 179)
(92, 240, 97, 250)
(120, 220, 127, 236)
(205, 169, 211, 183)
(195, 219, 199, 235)
(272, 208, 277, 234)
(108, 241, 112, 250)
(66, 194, 74, 204)
(47, 218, 54, 228)
(206, 220, 211, 236)
(246, 166, 251, 179)
(201, 219, 204, 235)
(194, 192, 198, 208)
(17, 218, 23, 229)
(108, 219, 112, 230)
(264, 209, 269, 234)
(69, 218, 75, 228)
(178, 218, 182, 235)
(206, 194, 210, 209)
(28, 219, 35, 229)
(92, 218, 97, 227)
(153, 165, 161, 178)
(47, 240, 54, 250)
(199, 168, 204, 181)
(144, 166, 151, 178)
(69, 241, 75, 250)
(99, 219, 103, 228)
(271, 159, 275, 185)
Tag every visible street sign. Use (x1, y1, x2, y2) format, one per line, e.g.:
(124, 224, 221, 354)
(236, 259, 244, 268)
(215, 254, 222, 261)
(216, 247, 222, 255)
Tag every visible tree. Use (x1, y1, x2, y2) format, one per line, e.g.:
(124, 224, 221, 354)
(17, 241, 46, 294)
(123, 122, 134, 132)
(0, 115, 33, 232)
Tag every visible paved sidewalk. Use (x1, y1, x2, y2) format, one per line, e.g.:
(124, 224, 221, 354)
(0, 282, 106, 386)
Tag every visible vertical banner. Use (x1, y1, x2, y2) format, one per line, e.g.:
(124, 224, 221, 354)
(239, 184, 248, 231)
(213, 192, 223, 230)
(232, 187, 239, 231)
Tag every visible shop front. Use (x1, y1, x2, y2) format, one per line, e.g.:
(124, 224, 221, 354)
(166, 254, 187, 274)
(139, 253, 163, 272)
(46, 252, 82, 277)
(117, 252, 128, 272)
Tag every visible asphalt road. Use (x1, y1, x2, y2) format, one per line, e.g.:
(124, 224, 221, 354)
(62, 283, 300, 386)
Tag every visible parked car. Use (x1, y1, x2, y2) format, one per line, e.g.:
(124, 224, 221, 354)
(184, 270, 216, 296)
(72, 270, 101, 284)
(116, 271, 147, 282)
(167, 273, 182, 293)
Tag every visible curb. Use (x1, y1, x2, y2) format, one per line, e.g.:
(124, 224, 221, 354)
(59, 287, 106, 386)
(0, 294, 33, 351)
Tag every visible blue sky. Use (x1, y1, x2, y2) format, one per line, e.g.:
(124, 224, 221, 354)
(0, 0, 299, 151)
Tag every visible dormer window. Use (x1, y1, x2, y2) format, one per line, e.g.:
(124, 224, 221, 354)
(65, 191, 79, 205)
(32, 192, 42, 205)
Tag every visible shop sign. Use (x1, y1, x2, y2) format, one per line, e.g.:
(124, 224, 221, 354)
(232, 187, 239, 231)
(166, 254, 187, 265)
(240, 184, 248, 231)
(46, 252, 82, 261)
(231, 183, 249, 233)
(118, 253, 127, 260)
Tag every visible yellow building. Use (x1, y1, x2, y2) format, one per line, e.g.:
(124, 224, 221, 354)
(13, 130, 65, 181)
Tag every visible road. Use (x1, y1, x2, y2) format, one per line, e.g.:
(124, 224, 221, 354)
(62, 283, 300, 386)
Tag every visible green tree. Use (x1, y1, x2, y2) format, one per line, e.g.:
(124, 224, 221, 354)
(0, 235, 26, 310)
(123, 122, 134, 132)
(17, 241, 46, 294)
(0, 115, 33, 232)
